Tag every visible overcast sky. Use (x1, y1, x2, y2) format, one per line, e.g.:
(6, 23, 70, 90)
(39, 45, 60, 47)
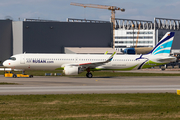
(0, 0, 180, 22)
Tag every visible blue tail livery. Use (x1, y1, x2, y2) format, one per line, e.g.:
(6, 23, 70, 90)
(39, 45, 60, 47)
(148, 32, 175, 56)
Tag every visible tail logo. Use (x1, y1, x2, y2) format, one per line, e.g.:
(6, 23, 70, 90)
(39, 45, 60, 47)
(149, 32, 175, 56)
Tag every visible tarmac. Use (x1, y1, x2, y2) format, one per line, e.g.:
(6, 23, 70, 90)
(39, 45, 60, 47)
(0, 69, 180, 95)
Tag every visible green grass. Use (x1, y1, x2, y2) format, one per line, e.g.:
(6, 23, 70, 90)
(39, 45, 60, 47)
(0, 82, 19, 85)
(1, 70, 180, 77)
(0, 93, 180, 119)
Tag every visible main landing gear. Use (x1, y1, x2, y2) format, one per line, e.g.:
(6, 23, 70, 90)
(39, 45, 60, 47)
(86, 68, 93, 78)
(86, 72, 93, 78)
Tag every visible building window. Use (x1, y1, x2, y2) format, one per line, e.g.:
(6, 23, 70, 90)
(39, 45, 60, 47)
(115, 41, 153, 44)
(126, 32, 153, 34)
(115, 36, 153, 39)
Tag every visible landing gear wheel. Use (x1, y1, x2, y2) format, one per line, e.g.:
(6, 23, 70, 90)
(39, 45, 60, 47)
(13, 74, 17, 78)
(29, 75, 33, 78)
(86, 72, 93, 78)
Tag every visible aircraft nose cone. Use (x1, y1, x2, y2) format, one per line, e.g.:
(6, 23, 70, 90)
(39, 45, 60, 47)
(3, 61, 8, 67)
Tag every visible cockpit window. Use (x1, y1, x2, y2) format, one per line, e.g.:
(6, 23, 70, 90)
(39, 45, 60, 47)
(8, 57, 16, 61)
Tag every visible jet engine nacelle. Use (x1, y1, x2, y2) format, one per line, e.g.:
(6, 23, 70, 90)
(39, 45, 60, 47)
(63, 66, 82, 75)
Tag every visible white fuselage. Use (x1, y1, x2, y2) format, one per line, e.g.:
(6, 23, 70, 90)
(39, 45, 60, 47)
(3, 53, 175, 71)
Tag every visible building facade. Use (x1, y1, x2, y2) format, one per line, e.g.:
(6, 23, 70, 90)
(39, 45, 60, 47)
(13, 19, 113, 54)
(0, 20, 12, 63)
(154, 18, 180, 53)
(114, 18, 180, 52)
(1, 17, 180, 64)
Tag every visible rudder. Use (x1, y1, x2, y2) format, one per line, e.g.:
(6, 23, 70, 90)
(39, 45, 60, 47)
(148, 32, 175, 56)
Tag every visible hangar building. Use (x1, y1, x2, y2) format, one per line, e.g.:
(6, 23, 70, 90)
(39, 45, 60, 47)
(1, 17, 180, 64)
(114, 18, 180, 54)
(13, 18, 113, 55)
(0, 18, 113, 63)
(0, 20, 12, 64)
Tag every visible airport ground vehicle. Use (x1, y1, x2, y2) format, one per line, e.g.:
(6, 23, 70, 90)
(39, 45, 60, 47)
(4, 71, 33, 78)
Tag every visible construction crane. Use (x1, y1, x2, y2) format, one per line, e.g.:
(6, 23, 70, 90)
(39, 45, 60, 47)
(133, 24, 153, 54)
(135, 24, 141, 48)
(70, 2, 125, 49)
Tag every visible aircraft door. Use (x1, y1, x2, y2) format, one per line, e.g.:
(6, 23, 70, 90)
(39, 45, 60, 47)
(20, 54, 25, 64)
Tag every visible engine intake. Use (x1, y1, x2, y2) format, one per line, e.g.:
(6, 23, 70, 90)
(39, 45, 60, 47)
(63, 66, 83, 75)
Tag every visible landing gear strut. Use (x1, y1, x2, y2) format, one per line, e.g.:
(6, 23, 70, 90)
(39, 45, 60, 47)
(86, 68, 93, 78)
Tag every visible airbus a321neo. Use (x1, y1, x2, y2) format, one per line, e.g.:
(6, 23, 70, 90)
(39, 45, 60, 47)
(3, 32, 176, 78)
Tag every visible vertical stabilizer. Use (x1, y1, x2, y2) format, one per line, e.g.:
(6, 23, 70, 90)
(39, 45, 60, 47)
(148, 32, 175, 56)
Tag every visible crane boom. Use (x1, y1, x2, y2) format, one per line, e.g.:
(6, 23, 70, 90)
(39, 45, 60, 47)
(70, 2, 125, 49)
(70, 3, 123, 11)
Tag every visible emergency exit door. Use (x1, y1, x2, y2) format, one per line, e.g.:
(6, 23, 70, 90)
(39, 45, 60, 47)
(20, 54, 25, 64)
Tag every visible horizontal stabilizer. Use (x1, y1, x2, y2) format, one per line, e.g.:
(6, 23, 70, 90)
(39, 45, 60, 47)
(157, 57, 176, 62)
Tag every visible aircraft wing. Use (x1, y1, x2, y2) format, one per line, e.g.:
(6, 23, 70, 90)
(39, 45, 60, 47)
(62, 52, 116, 69)
(78, 52, 116, 68)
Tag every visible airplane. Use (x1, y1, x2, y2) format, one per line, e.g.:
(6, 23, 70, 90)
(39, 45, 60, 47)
(3, 32, 176, 78)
